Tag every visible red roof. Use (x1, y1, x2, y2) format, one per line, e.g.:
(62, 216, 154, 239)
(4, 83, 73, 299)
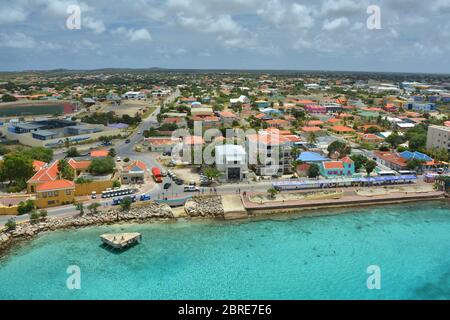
(301, 126, 322, 132)
(184, 136, 204, 145)
(323, 161, 344, 169)
(307, 120, 324, 126)
(36, 179, 75, 192)
(68, 159, 91, 170)
(28, 161, 59, 183)
(33, 160, 47, 172)
(90, 150, 109, 157)
(124, 160, 147, 172)
(331, 126, 355, 133)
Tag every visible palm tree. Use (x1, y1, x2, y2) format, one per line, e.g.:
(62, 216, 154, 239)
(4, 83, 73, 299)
(307, 132, 317, 145)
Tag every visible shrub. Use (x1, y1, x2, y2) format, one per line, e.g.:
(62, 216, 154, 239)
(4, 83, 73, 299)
(5, 218, 16, 231)
(17, 200, 35, 215)
(112, 180, 121, 188)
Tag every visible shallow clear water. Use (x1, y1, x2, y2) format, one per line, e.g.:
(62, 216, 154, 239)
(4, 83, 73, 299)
(0, 201, 449, 300)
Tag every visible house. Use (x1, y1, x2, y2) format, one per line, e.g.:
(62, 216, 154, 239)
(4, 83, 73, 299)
(33, 160, 47, 172)
(301, 126, 325, 136)
(255, 100, 271, 109)
(91, 150, 109, 158)
(27, 161, 60, 193)
(330, 126, 356, 135)
(191, 116, 220, 129)
(215, 145, 248, 181)
(190, 107, 214, 117)
(295, 163, 311, 177)
(358, 133, 384, 144)
(145, 137, 177, 153)
(265, 119, 290, 129)
(229, 95, 250, 106)
(319, 157, 355, 178)
(35, 179, 75, 208)
(121, 160, 147, 184)
(122, 91, 146, 100)
(218, 111, 238, 125)
(68, 159, 91, 177)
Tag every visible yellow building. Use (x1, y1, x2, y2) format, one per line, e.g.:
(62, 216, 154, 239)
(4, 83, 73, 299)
(35, 179, 75, 208)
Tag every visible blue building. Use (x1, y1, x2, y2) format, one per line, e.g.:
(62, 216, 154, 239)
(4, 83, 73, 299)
(297, 152, 329, 163)
(406, 102, 436, 112)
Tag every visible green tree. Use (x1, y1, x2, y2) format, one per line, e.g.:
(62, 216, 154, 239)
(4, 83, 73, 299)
(307, 163, 320, 178)
(5, 218, 16, 231)
(112, 180, 121, 188)
(87, 202, 101, 215)
(22, 147, 53, 163)
(30, 211, 41, 224)
(0, 153, 35, 186)
(1, 94, 17, 102)
(350, 154, 368, 172)
(74, 202, 85, 216)
(89, 157, 115, 175)
(99, 136, 113, 145)
(66, 147, 79, 158)
(327, 140, 351, 157)
(120, 197, 132, 211)
(108, 148, 117, 157)
(58, 159, 74, 180)
(203, 167, 221, 181)
(17, 200, 36, 215)
(407, 159, 425, 173)
(364, 160, 377, 176)
(385, 132, 405, 148)
(267, 187, 279, 199)
(307, 132, 318, 145)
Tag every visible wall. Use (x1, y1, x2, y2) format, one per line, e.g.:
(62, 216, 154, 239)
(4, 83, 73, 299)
(0, 125, 123, 148)
(36, 189, 75, 208)
(75, 179, 115, 196)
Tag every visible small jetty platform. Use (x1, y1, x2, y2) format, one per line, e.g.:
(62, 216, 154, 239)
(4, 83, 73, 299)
(100, 233, 142, 250)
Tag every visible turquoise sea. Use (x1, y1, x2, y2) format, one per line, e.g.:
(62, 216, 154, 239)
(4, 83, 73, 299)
(0, 201, 449, 300)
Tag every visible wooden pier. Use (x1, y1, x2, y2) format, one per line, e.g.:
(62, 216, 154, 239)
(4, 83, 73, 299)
(100, 233, 142, 250)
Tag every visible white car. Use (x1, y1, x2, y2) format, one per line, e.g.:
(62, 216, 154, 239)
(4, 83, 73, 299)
(184, 185, 200, 192)
(116, 157, 121, 162)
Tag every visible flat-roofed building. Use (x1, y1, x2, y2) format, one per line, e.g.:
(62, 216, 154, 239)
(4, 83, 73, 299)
(427, 125, 450, 152)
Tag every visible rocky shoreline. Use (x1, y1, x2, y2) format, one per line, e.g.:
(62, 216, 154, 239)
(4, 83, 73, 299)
(184, 195, 225, 218)
(0, 202, 174, 257)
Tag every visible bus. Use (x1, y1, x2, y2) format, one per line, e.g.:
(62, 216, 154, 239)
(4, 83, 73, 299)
(101, 187, 134, 199)
(378, 170, 397, 177)
(152, 167, 163, 183)
(398, 170, 417, 176)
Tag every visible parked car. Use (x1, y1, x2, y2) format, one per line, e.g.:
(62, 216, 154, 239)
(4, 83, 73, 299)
(184, 185, 200, 192)
(116, 157, 121, 162)
(163, 183, 171, 190)
(139, 194, 151, 201)
(174, 179, 184, 185)
(125, 139, 131, 144)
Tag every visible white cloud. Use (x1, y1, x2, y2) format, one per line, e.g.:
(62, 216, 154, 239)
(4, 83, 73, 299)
(322, 17, 350, 31)
(113, 27, 152, 41)
(83, 17, 106, 34)
(321, 0, 365, 16)
(0, 32, 36, 49)
(258, 0, 315, 31)
(0, 6, 27, 24)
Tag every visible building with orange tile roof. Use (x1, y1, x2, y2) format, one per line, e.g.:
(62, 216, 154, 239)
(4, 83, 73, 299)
(90, 150, 109, 158)
(121, 160, 147, 184)
(35, 179, 75, 208)
(32, 160, 47, 172)
(330, 126, 356, 134)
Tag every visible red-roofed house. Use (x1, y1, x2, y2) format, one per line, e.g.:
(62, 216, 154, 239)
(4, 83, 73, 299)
(330, 126, 356, 135)
(319, 157, 355, 177)
(33, 160, 47, 172)
(90, 150, 109, 158)
(27, 161, 60, 193)
(121, 160, 147, 184)
(35, 179, 75, 208)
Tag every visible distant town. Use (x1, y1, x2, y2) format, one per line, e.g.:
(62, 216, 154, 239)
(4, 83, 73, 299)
(0, 69, 448, 227)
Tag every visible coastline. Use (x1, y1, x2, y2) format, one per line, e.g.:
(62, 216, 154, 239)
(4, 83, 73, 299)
(0, 193, 447, 259)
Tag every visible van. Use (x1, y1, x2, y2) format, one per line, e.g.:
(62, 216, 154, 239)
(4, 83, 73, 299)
(184, 185, 199, 192)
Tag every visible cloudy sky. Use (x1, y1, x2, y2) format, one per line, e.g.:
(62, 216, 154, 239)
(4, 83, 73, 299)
(1, 0, 449, 73)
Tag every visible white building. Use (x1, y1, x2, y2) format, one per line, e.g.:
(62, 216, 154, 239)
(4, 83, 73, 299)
(122, 91, 146, 100)
(215, 145, 248, 181)
(427, 125, 450, 152)
(229, 95, 250, 106)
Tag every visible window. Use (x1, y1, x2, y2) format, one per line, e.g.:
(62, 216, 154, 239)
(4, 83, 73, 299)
(42, 192, 47, 198)
(48, 200, 55, 205)
(66, 189, 71, 195)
